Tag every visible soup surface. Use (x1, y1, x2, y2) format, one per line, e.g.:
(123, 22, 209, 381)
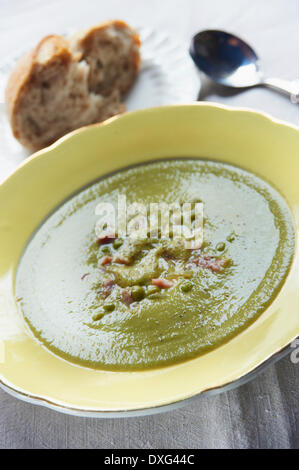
(16, 159, 295, 370)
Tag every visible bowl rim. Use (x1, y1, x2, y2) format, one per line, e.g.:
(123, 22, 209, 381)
(0, 342, 292, 418)
(1, 102, 299, 418)
(4, 101, 299, 187)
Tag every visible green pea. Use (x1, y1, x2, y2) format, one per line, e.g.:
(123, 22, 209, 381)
(227, 233, 236, 242)
(92, 312, 104, 321)
(131, 286, 145, 301)
(101, 245, 111, 255)
(113, 238, 123, 249)
(180, 281, 193, 293)
(216, 242, 226, 251)
(103, 303, 115, 312)
(147, 285, 160, 295)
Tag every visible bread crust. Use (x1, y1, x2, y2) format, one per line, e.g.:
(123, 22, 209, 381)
(70, 20, 141, 96)
(5, 21, 140, 150)
(71, 19, 141, 69)
(5, 35, 72, 144)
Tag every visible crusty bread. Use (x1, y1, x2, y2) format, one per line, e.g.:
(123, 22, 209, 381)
(5, 20, 140, 151)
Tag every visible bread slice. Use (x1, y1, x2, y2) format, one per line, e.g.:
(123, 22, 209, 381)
(5, 20, 140, 151)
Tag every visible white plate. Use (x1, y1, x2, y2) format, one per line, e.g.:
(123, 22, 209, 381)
(0, 26, 200, 180)
(127, 26, 200, 110)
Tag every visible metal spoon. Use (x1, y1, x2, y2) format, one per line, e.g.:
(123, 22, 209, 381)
(190, 30, 298, 101)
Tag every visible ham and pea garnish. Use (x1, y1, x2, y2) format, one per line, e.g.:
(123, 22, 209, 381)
(87, 230, 230, 320)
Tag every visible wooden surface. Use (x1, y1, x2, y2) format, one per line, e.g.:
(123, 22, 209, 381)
(0, 0, 299, 449)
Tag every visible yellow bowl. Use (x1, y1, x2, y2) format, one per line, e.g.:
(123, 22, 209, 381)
(0, 103, 299, 417)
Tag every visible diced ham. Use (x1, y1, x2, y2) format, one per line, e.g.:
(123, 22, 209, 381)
(122, 289, 133, 306)
(152, 278, 173, 289)
(97, 232, 116, 245)
(102, 279, 115, 298)
(99, 256, 112, 266)
(114, 257, 130, 265)
(81, 273, 90, 280)
(192, 255, 228, 273)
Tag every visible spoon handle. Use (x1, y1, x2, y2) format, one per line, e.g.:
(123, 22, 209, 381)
(263, 78, 299, 103)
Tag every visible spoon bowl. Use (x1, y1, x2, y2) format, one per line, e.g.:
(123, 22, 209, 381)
(190, 29, 297, 99)
(190, 30, 261, 88)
